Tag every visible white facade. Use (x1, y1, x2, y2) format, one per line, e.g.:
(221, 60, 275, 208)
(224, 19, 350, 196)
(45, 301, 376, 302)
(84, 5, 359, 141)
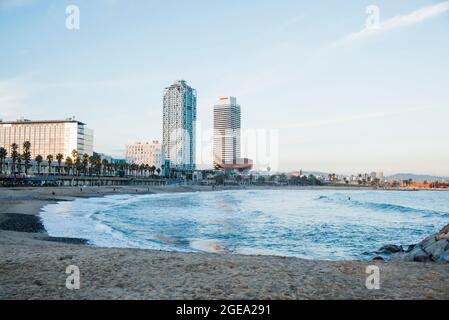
(162, 80, 196, 170)
(125, 141, 162, 168)
(213, 96, 241, 167)
(0, 118, 93, 159)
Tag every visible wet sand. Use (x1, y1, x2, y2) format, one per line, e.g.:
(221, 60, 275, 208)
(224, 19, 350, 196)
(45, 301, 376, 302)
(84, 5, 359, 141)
(1, 186, 448, 300)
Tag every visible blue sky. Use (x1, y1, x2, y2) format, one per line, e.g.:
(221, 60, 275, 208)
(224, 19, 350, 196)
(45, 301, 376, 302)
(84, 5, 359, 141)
(1, 0, 448, 175)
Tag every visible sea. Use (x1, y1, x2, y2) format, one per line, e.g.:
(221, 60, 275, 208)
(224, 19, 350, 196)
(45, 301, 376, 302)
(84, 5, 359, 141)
(40, 189, 449, 260)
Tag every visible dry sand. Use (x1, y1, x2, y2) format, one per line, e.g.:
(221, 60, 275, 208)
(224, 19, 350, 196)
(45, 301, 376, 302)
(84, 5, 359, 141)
(1, 186, 448, 300)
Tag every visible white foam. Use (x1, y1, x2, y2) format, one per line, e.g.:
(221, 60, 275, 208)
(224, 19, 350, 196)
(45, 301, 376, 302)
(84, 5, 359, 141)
(190, 239, 226, 253)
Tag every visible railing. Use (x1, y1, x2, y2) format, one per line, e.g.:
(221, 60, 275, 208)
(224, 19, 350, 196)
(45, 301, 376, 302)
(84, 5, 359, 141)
(0, 174, 168, 187)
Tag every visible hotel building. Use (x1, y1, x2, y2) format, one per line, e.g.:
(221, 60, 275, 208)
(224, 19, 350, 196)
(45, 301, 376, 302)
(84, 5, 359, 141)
(0, 118, 93, 159)
(213, 96, 241, 167)
(213, 96, 252, 171)
(125, 141, 162, 168)
(162, 80, 196, 171)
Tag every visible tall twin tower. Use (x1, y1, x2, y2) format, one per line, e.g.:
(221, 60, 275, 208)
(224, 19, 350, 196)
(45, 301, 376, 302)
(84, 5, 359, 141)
(162, 80, 242, 171)
(213, 96, 241, 169)
(162, 80, 197, 171)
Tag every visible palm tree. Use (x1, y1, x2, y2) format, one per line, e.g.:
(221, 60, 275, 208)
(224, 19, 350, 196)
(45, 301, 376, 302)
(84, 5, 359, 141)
(82, 154, 89, 175)
(130, 163, 138, 177)
(71, 149, 78, 160)
(137, 164, 142, 177)
(74, 156, 81, 176)
(89, 153, 101, 176)
(125, 163, 130, 177)
(111, 163, 118, 176)
(56, 153, 64, 175)
(102, 159, 109, 176)
(146, 165, 149, 177)
(279, 173, 287, 184)
(22, 141, 31, 174)
(65, 157, 73, 175)
(35, 155, 43, 175)
(151, 165, 156, 177)
(0, 147, 7, 175)
(71, 149, 78, 176)
(10, 143, 19, 177)
(46, 155, 53, 175)
(17, 154, 23, 174)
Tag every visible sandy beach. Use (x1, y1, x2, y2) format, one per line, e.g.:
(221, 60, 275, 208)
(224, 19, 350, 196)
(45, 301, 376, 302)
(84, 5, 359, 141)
(1, 186, 448, 300)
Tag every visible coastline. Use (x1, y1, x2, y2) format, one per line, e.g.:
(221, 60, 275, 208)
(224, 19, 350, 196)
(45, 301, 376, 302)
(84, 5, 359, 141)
(1, 186, 449, 299)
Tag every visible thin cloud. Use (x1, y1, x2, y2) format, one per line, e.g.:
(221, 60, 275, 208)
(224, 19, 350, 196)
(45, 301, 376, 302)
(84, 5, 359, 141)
(283, 106, 438, 130)
(337, 1, 449, 45)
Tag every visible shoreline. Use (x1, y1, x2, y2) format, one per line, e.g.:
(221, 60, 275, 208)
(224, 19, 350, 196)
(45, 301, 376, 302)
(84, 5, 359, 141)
(1, 185, 449, 299)
(0, 184, 436, 246)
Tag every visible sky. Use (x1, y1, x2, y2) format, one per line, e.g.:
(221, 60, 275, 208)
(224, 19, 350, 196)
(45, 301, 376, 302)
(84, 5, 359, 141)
(1, 0, 448, 175)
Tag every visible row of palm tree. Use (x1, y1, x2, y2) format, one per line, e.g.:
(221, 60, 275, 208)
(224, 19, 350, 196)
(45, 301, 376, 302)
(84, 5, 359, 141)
(0, 142, 66, 176)
(0, 142, 162, 179)
(0, 142, 34, 176)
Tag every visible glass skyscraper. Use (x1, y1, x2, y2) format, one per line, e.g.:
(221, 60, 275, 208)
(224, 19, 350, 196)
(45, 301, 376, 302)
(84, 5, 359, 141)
(162, 80, 197, 171)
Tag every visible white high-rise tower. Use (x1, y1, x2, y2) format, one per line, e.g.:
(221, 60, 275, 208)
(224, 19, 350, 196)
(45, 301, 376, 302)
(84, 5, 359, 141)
(213, 96, 241, 168)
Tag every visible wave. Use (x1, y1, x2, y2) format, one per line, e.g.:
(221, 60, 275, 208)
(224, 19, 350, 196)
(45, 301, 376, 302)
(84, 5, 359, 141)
(317, 195, 449, 217)
(93, 221, 129, 242)
(359, 201, 449, 216)
(190, 239, 226, 253)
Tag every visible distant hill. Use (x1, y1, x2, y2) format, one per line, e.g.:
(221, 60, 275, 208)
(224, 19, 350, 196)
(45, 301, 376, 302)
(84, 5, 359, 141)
(385, 173, 449, 182)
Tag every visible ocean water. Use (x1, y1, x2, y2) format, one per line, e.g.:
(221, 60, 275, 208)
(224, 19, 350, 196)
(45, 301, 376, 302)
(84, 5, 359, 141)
(39, 190, 449, 260)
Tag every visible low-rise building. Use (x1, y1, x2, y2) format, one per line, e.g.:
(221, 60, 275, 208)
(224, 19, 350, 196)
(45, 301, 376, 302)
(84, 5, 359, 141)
(0, 117, 93, 159)
(125, 141, 162, 168)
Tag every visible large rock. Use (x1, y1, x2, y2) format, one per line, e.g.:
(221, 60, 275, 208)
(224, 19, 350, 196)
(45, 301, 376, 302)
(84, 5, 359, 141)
(372, 256, 384, 261)
(390, 252, 413, 262)
(436, 233, 449, 241)
(439, 224, 449, 235)
(381, 224, 449, 263)
(405, 246, 431, 262)
(396, 245, 431, 262)
(377, 244, 403, 254)
(424, 239, 449, 261)
(437, 251, 449, 263)
(420, 234, 437, 248)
